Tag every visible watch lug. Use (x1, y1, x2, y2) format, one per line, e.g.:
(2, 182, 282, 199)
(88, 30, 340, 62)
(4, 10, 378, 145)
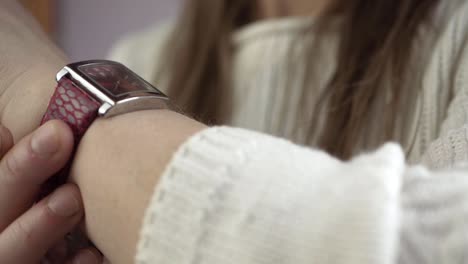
(98, 103, 112, 116)
(56, 68, 69, 82)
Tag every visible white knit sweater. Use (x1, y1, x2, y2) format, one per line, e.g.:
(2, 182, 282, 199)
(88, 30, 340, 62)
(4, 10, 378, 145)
(109, 2, 468, 263)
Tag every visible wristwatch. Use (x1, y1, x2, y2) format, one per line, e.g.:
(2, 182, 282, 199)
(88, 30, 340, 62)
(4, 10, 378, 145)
(40, 60, 170, 194)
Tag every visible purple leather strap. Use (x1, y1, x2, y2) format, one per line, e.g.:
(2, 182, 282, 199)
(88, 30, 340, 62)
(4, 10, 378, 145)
(39, 77, 100, 197)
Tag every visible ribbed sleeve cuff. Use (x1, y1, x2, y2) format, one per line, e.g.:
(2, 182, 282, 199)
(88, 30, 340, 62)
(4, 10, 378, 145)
(134, 127, 405, 264)
(135, 127, 260, 263)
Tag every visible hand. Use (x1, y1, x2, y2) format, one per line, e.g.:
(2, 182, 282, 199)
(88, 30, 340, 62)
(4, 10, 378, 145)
(0, 0, 67, 140)
(0, 120, 102, 263)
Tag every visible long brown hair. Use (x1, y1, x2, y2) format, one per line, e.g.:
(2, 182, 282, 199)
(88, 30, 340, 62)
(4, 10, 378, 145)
(161, 0, 440, 159)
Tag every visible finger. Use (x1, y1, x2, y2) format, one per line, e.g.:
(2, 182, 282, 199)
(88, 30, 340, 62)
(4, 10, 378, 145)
(0, 184, 83, 264)
(0, 120, 74, 231)
(0, 124, 13, 159)
(66, 248, 102, 264)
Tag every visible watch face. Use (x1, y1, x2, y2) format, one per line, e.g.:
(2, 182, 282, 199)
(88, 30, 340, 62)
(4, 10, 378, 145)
(77, 63, 161, 98)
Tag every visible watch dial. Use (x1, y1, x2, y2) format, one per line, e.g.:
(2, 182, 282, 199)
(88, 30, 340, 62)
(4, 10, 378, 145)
(78, 63, 161, 97)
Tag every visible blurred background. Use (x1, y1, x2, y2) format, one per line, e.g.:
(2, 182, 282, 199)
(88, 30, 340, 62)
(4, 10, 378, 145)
(20, 0, 182, 61)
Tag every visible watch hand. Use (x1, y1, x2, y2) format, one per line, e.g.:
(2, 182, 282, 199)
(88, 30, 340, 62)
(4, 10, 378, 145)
(114, 80, 121, 92)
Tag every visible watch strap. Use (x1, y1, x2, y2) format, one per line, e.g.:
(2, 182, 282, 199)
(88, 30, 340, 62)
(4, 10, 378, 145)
(41, 77, 100, 140)
(39, 77, 100, 198)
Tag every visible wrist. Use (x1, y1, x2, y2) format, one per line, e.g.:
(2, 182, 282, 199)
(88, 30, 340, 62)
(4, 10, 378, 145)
(69, 109, 206, 263)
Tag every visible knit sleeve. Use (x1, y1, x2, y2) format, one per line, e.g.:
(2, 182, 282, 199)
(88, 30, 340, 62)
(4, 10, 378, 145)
(397, 3, 468, 264)
(131, 5, 468, 264)
(135, 127, 404, 264)
(419, 2, 468, 168)
(399, 165, 468, 264)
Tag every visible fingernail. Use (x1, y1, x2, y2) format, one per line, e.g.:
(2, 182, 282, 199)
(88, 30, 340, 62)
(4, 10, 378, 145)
(73, 249, 100, 264)
(31, 122, 59, 157)
(47, 189, 80, 217)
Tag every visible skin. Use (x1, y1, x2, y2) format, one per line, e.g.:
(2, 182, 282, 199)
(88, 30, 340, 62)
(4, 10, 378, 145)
(0, 2, 205, 261)
(0, 0, 330, 263)
(0, 120, 103, 263)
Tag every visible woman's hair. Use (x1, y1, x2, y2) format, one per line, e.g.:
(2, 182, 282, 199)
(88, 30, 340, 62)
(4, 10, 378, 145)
(160, 0, 440, 159)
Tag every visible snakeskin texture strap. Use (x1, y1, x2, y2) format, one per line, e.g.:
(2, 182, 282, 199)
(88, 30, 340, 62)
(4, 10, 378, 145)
(41, 78, 100, 139)
(39, 78, 100, 197)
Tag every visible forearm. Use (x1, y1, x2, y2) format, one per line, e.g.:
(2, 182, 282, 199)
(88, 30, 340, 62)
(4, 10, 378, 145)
(0, 62, 64, 141)
(70, 109, 205, 264)
(0, 2, 203, 262)
(0, 61, 206, 262)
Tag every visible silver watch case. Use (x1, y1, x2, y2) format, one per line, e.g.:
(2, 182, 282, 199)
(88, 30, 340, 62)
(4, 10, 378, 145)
(56, 60, 171, 118)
